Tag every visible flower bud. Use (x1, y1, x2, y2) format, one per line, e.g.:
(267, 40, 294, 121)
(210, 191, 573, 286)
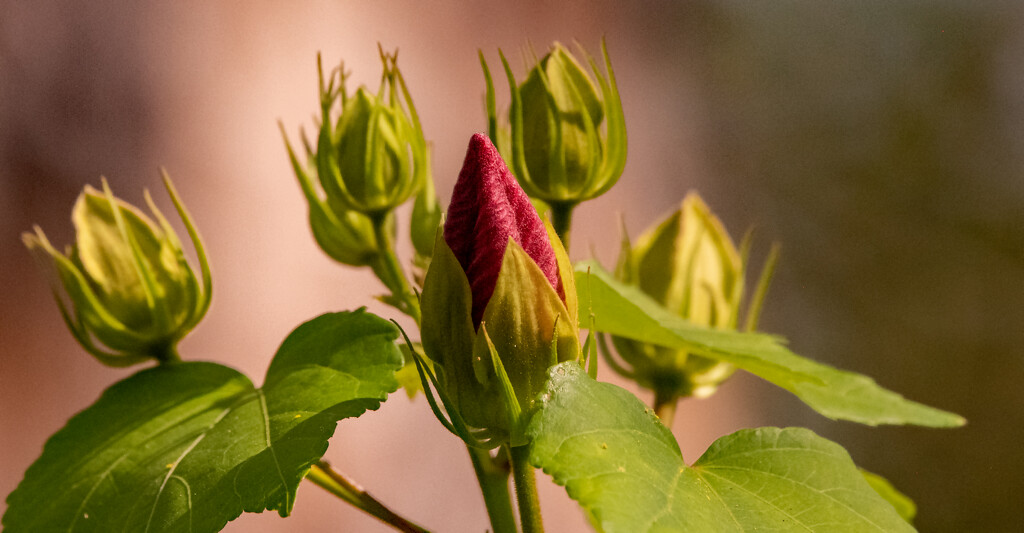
(410, 152, 442, 259)
(22, 175, 211, 365)
(481, 40, 626, 205)
(611, 192, 776, 398)
(313, 49, 427, 219)
(421, 134, 579, 441)
(408, 164, 443, 287)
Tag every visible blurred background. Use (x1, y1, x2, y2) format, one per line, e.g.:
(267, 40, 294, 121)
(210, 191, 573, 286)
(2, 1, 1021, 531)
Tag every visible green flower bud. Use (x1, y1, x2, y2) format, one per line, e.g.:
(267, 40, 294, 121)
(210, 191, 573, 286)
(410, 172, 441, 259)
(420, 134, 580, 445)
(408, 160, 442, 287)
(481, 39, 626, 206)
(22, 175, 211, 365)
(313, 49, 428, 219)
(611, 192, 777, 399)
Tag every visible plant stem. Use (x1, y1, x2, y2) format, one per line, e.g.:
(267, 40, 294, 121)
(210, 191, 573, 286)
(549, 201, 576, 251)
(154, 343, 182, 364)
(467, 446, 517, 533)
(307, 461, 430, 533)
(508, 444, 544, 533)
(371, 216, 421, 324)
(653, 389, 678, 430)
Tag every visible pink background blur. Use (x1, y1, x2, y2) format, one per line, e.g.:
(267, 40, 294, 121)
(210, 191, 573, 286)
(2, 2, 1022, 531)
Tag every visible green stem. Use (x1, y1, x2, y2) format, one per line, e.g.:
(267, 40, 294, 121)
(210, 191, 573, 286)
(154, 343, 182, 364)
(549, 201, 576, 251)
(371, 213, 516, 531)
(509, 444, 544, 533)
(468, 447, 517, 533)
(307, 461, 430, 533)
(371, 215, 421, 324)
(653, 388, 679, 430)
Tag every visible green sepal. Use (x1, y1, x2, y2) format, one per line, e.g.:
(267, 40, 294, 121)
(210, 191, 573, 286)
(582, 315, 599, 380)
(480, 324, 525, 446)
(419, 225, 505, 431)
(25, 227, 146, 354)
(384, 48, 430, 212)
(582, 38, 627, 200)
(400, 320, 500, 450)
(473, 238, 580, 424)
(24, 227, 151, 366)
(479, 49, 500, 152)
(546, 220, 578, 330)
(328, 87, 378, 209)
(498, 49, 535, 198)
(312, 204, 383, 267)
(743, 241, 781, 332)
(315, 96, 361, 213)
(159, 172, 212, 334)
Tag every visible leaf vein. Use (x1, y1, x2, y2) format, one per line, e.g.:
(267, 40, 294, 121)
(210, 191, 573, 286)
(67, 453, 129, 532)
(698, 470, 816, 532)
(642, 466, 686, 531)
(143, 405, 232, 533)
(702, 467, 888, 532)
(693, 471, 744, 531)
(255, 388, 290, 511)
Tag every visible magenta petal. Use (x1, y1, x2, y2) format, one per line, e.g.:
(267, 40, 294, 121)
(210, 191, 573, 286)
(444, 133, 563, 326)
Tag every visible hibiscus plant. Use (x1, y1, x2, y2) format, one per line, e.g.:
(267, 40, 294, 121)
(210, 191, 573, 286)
(5, 41, 963, 533)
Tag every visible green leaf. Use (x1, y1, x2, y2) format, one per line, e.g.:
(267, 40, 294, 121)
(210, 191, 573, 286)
(575, 261, 964, 427)
(528, 362, 916, 532)
(3, 310, 403, 533)
(861, 469, 917, 524)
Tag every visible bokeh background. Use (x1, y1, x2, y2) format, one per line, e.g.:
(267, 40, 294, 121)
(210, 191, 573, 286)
(2, 1, 1022, 531)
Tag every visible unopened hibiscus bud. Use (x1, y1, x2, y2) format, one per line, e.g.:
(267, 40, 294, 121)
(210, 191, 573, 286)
(420, 134, 580, 442)
(610, 192, 778, 398)
(312, 49, 427, 219)
(481, 40, 626, 206)
(408, 164, 443, 287)
(410, 155, 442, 259)
(22, 175, 211, 365)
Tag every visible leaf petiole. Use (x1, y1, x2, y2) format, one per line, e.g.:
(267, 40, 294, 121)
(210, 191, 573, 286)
(307, 461, 430, 533)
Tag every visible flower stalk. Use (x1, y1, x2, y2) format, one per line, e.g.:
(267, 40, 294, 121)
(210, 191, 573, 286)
(370, 214, 422, 324)
(509, 445, 544, 533)
(467, 447, 517, 533)
(549, 200, 575, 250)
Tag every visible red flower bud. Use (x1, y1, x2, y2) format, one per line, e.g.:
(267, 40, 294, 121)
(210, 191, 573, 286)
(444, 133, 563, 326)
(421, 133, 581, 438)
